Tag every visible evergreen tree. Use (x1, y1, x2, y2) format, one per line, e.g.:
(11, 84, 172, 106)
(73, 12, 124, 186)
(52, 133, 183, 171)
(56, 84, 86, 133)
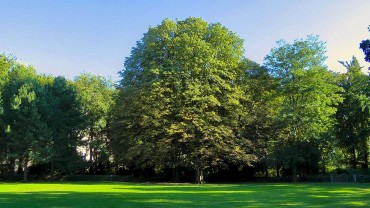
(0, 54, 13, 173)
(1, 61, 87, 179)
(42, 76, 87, 174)
(1, 63, 46, 181)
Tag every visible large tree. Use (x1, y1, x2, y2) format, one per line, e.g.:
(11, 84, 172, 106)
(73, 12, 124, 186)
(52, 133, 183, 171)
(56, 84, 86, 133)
(264, 36, 343, 181)
(0, 55, 13, 136)
(336, 57, 370, 169)
(1, 63, 46, 181)
(1, 60, 87, 180)
(238, 59, 282, 177)
(0, 55, 13, 171)
(40, 76, 87, 174)
(74, 73, 116, 174)
(112, 18, 254, 183)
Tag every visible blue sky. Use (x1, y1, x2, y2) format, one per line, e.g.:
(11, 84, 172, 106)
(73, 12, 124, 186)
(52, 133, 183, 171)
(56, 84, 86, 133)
(0, 0, 369, 81)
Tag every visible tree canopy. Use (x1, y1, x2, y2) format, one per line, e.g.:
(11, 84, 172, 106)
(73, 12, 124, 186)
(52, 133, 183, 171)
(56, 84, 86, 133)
(0, 18, 369, 183)
(336, 57, 370, 169)
(264, 36, 343, 181)
(112, 17, 255, 183)
(74, 73, 116, 174)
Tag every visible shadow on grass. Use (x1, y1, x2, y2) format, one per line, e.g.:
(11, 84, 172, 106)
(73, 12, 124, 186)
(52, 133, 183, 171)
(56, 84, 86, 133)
(0, 183, 369, 208)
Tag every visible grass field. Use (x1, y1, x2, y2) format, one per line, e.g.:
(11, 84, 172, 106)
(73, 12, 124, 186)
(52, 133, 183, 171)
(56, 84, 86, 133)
(0, 182, 369, 207)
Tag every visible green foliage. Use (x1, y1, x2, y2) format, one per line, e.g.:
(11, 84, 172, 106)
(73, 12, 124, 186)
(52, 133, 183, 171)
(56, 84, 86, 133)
(264, 36, 343, 180)
(112, 17, 254, 183)
(41, 76, 87, 173)
(1, 63, 45, 180)
(0, 60, 87, 179)
(1, 19, 369, 182)
(74, 73, 116, 173)
(0, 54, 14, 169)
(238, 59, 282, 177)
(336, 57, 370, 169)
(0, 54, 13, 96)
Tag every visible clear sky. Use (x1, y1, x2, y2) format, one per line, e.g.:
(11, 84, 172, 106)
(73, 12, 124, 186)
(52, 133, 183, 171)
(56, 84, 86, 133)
(0, 0, 369, 81)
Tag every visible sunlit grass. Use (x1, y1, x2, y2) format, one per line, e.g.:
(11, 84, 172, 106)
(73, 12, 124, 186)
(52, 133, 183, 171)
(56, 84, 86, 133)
(0, 182, 369, 207)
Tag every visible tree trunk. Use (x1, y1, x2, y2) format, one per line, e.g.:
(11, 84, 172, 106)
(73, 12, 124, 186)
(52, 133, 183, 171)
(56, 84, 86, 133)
(50, 164, 55, 177)
(264, 146, 268, 179)
(290, 142, 298, 183)
(172, 166, 179, 182)
(352, 147, 357, 169)
(292, 150, 298, 183)
(292, 156, 297, 183)
(362, 150, 368, 169)
(23, 157, 29, 182)
(265, 168, 268, 178)
(89, 136, 93, 163)
(8, 158, 16, 175)
(195, 167, 204, 184)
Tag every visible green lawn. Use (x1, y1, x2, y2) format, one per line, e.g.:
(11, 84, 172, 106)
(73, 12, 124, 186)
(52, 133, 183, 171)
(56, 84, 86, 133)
(0, 182, 369, 207)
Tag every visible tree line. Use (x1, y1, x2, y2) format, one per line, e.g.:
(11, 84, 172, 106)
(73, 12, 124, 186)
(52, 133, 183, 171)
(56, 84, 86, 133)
(1, 18, 369, 183)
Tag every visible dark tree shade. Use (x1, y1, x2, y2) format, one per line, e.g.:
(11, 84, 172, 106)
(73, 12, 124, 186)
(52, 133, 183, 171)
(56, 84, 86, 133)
(359, 26, 370, 63)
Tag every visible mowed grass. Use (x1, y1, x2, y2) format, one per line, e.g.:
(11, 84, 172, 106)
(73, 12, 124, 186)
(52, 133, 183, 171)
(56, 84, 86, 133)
(0, 182, 369, 208)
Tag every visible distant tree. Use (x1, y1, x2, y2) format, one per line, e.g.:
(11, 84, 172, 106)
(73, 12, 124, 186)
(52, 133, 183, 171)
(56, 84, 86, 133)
(0, 54, 13, 172)
(112, 18, 255, 183)
(41, 76, 87, 174)
(1, 60, 87, 180)
(238, 59, 282, 177)
(336, 57, 370, 169)
(359, 26, 370, 63)
(264, 36, 343, 181)
(0, 55, 14, 133)
(0, 54, 12, 92)
(74, 73, 116, 174)
(1, 63, 46, 181)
